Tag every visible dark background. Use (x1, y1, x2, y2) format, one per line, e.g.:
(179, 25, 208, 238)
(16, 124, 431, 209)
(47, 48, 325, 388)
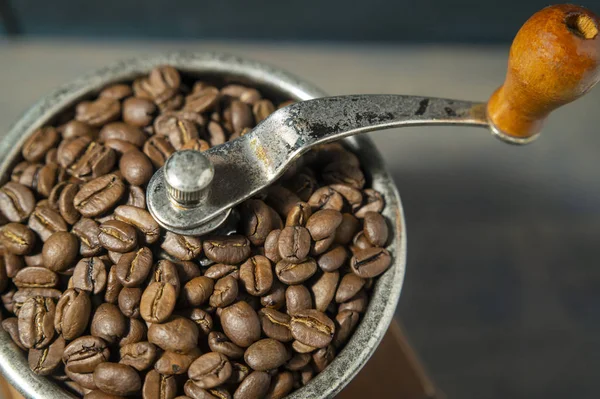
(0, 0, 598, 42)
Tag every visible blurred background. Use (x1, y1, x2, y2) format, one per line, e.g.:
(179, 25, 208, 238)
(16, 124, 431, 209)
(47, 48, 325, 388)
(2, 1, 600, 398)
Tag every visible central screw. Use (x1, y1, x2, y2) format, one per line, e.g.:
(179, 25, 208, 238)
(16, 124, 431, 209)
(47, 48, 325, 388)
(163, 150, 214, 206)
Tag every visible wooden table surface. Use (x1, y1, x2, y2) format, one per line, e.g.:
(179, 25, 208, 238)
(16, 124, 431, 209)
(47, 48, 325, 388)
(1, 40, 600, 399)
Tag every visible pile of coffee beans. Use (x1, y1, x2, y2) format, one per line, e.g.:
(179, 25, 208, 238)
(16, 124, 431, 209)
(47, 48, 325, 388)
(0, 66, 392, 399)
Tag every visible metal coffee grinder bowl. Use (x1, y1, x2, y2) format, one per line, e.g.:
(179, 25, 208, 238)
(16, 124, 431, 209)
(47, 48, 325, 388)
(1, 4, 599, 398)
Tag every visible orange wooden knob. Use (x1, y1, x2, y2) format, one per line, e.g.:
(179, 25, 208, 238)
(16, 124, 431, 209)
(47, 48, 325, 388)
(487, 4, 600, 141)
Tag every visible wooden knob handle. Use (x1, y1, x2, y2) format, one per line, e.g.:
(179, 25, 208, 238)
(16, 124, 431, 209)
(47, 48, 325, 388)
(487, 4, 600, 142)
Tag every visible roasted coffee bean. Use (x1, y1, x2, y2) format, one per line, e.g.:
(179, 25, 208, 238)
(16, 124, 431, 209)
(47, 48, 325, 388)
(220, 301, 261, 348)
(140, 282, 176, 323)
(119, 150, 154, 186)
(0, 223, 36, 255)
(73, 257, 107, 294)
(352, 231, 373, 250)
(18, 296, 56, 349)
(285, 353, 311, 371)
(148, 316, 199, 353)
(14, 266, 58, 288)
(183, 89, 220, 114)
(22, 126, 61, 163)
(107, 250, 123, 265)
(69, 142, 117, 180)
(99, 220, 138, 253)
(73, 218, 103, 256)
(184, 381, 232, 399)
(335, 273, 366, 303)
(57, 136, 92, 168)
(308, 187, 344, 212)
(181, 276, 214, 307)
(93, 362, 141, 396)
(275, 258, 317, 285)
(264, 371, 294, 399)
(119, 287, 143, 318)
(175, 260, 202, 284)
(322, 161, 365, 189)
(142, 369, 177, 399)
(330, 184, 363, 211)
(150, 260, 181, 297)
(350, 247, 392, 278)
(24, 251, 44, 268)
(252, 99, 275, 123)
(290, 309, 334, 348)
(233, 370, 270, 399)
(60, 120, 97, 140)
(354, 189, 384, 218)
(143, 135, 175, 168)
(119, 341, 157, 371)
(100, 83, 132, 100)
(154, 111, 202, 149)
(65, 367, 97, 391)
(263, 229, 282, 264)
(311, 271, 339, 312)
(105, 138, 139, 154)
(260, 280, 286, 310)
(49, 182, 81, 224)
(3, 252, 24, 278)
(105, 265, 123, 304)
(209, 275, 238, 308)
(114, 205, 160, 244)
(203, 235, 251, 265)
(2, 317, 27, 350)
(306, 209, 342, 245)
(222, 84, 261, 105)
(259, 308, 293, 342)
(285, 202, 312, 227)
(161, 232, 202, 261)
(363, 211, 388, 247)
(203, 264, 238, 280)
(91, 303, 127, 344)
(244, 338, 289, 371)
(84, 390, 126, 399)
(55, 288, 91, 340)
(74, 173, 126, 217)
(178, 308, 213, 336)
(333, 310, 360, 348)
(181, 138, 210, 152)
(28, 335, 65, 375)
(155, 347, 202, 375)
(278, 226, 311, 264)
(76, 97, 121, 127)
(312, 345, 335, 372)
(42, 231, 79, 272)
(126, 186, 146, 209)
(291, 340, 316, 354)
(123, 97, 157, 127)
(228, 361, 251, 384)
(99, 122, 147, 148)
(285, 285, 312, 316)
(208, 331, 244, 359)
(265, 186, 301, 217)
(229, 100, 254, 133)
(12, 288, 61, 314)
(116, 247, 153, 287)
(0, 182, 36, 222)
(188, 352, 232, 389)
(338, 289, 368, 313)
(239, 255, 273, 296)
(28, 205, 68, 241)
(206, 121, 226, 146)
(317, 245, 348, 272)
(119, 317, 147, 347)
(240, 199, 281, 246)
